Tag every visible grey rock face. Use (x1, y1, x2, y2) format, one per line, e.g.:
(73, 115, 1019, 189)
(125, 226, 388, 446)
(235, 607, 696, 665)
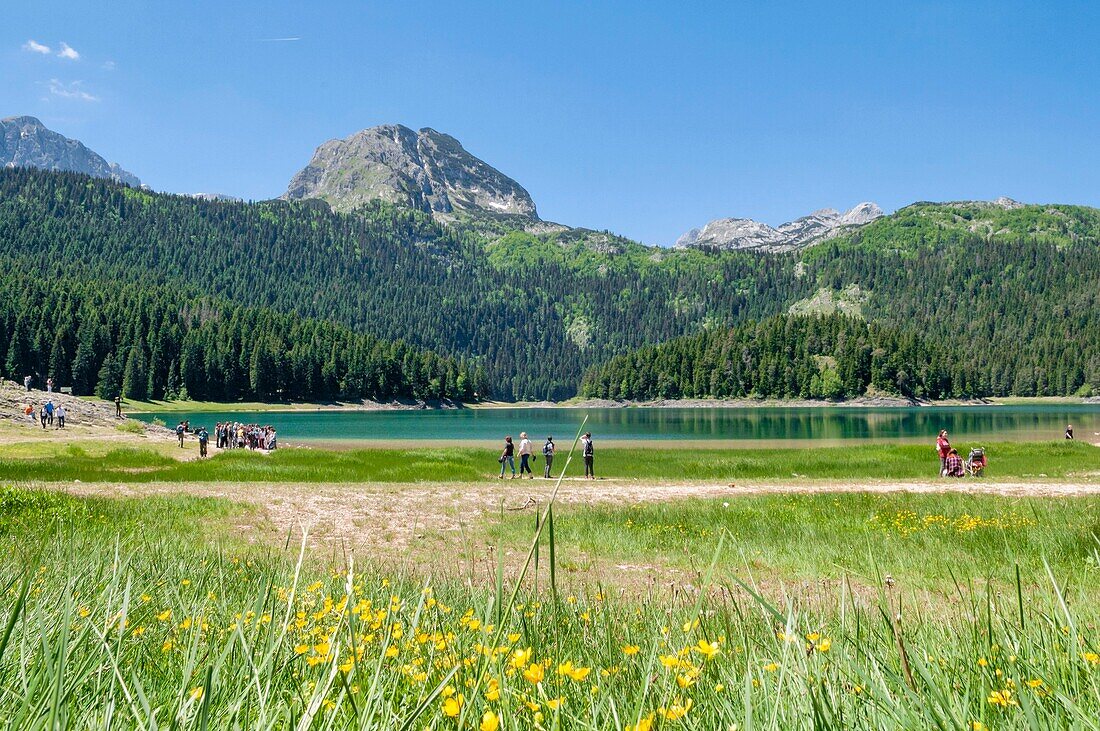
(1, 116, 141, 187)
(676, 202, 883, 252)
(284, 124, 538, 218)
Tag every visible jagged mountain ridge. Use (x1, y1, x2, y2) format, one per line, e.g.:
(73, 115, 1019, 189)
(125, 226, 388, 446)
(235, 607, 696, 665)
(283, 124, 538, 219)
(0, 116, 141, 187)
(676, 202, 884, 252)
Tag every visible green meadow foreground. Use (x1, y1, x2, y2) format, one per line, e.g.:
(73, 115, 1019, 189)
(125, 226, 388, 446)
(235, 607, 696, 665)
(1, 434, 1100, 727)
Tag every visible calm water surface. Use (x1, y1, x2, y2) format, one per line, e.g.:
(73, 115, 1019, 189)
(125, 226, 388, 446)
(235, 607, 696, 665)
(132, 405, 1100, 445)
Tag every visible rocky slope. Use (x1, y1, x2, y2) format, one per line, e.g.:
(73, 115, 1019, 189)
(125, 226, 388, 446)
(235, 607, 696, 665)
(676, 202, 883, 252)
(284, 124, 538, 219)
(0, 115, 141, 187)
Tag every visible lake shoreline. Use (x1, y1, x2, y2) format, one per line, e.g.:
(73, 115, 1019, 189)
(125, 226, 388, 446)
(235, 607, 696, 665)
(120, 394, 1100, 414)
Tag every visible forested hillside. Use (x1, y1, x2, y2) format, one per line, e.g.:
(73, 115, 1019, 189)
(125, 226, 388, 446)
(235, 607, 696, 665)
(0, 267, 484, 402)
(2, 168, 1099, 402)
(0, 168, 801, 400)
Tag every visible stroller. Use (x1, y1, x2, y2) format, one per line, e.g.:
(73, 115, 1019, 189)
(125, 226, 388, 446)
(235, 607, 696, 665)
(965, 447, 987, 477)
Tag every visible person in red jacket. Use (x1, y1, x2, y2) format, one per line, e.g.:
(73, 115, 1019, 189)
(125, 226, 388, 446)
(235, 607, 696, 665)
(936, 430, 951, 476)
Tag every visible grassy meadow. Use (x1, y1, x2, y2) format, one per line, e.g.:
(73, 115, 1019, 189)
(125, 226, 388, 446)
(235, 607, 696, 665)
(4, 484, 1100, 727)
(0, 440, 1094, 483)
(1, 436, 1099, 727)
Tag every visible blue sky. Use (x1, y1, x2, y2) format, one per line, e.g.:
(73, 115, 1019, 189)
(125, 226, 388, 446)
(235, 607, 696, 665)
(4, 1, 1100, 245)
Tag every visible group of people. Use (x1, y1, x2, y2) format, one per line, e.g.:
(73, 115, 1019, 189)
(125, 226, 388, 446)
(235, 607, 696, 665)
(214, 422, 278, 452)
(935, 429, 986, 477)
(498, 431, 595, 479)
(173, 421, 277, 458)
(23, 399, 66, 429)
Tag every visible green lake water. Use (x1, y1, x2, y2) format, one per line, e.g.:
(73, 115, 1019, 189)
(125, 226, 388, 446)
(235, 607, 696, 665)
(131, 405, 1100, 445)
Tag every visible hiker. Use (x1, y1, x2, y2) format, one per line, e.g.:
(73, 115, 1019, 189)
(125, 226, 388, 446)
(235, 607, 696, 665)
(936, 430, 951, 476)
(498, 436, 516, 479)
(542, 436, 555, 478)
(518, 432, 534, 478)
(581, 432, 594, 479)
(197, 427, 209, 457)
(24, 404, 35, 423)
(55, 404, 66, 429)
(46, 377, 54, 393)
(943, 448, 964, 478)
(1066, 424, 1074, 440)
(23, 375, 31, 392)
(176, 421, 186, 448)
(115, 395, 122, 418)
(45, 400, 54, 426)
(39, 405, 47, 429)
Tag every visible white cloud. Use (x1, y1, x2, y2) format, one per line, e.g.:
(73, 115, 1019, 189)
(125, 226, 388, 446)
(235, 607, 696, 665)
(22, 39, 51, 54)
(48, 79, 98, 102)
(57, 42, 80, 60)
(257, 37, 301, 42)
(102, 60, 116, 71)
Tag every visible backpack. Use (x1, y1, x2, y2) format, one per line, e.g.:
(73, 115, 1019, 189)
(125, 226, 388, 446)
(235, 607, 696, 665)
(543, 442, 554, 456)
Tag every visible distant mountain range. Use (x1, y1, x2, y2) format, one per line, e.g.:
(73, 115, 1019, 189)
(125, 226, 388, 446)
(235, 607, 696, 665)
(0, 116, 141, 188)
(4, 116, 1057, 253)
(675, 203, 884, 252)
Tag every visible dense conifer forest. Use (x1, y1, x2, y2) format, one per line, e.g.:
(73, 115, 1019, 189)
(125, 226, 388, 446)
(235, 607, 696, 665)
(2, 168, 1098, 402)
(0, 271, 485, 402)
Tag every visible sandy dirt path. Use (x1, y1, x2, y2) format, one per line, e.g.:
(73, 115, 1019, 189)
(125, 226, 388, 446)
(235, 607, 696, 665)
(43, 476, 1100, 552)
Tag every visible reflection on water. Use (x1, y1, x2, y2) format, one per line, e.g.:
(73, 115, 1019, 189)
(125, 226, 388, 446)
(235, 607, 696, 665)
(131, 405, 1100, 444)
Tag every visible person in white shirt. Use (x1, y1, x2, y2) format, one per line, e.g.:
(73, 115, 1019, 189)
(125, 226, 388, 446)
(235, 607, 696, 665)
(517, 432, 534, 479)
(55, 404, 66, 429)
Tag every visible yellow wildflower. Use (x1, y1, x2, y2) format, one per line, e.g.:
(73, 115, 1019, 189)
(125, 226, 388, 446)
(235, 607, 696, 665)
(480, 710, 500, 731)
(523, 662, 545, 685)
(442, 694, 463, 718)
(622, 644, 640, 656)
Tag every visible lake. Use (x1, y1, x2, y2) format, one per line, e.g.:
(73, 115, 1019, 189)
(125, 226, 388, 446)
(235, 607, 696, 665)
(131, 404, 1100, 445)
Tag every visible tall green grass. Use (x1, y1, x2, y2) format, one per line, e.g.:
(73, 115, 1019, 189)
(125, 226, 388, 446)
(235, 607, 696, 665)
(0, 441, 1094, 483)
(495, 492, 1100, 592)
(3, 486, 1100, 727)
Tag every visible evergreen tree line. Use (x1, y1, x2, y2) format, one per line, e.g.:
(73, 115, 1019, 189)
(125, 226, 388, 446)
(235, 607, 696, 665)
(0, 270, 488, 403)
(2, 168, 1099, 401)
(581, 313, 1100, 401)
(0, 169, 802, 400)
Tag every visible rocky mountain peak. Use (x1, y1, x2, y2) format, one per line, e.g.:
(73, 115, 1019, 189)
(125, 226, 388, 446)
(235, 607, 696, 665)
(283, 124, 538, 219)
(676, 202, 883, 252)
(1, 115, 141, 187)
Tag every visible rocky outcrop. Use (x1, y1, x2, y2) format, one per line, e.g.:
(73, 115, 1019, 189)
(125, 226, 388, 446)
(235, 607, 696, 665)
(676, 202, 883, 252)
(0, 115, 141, 187)
(284, 124, 538, 219)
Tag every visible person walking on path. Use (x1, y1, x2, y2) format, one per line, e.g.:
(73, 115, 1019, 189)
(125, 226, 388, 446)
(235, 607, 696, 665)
(542, 436, 555, 478)
(45, 400, 54, 426)
(581, 432, 594, 479)
(1065, 424, 1074, 440)
(115, 395, 122, 419)
(499, 436, 516, 479)
(936, 430, 951, 476)
(176, 421, 186, 448)
(518, 432, 534, 478)
(55, 404, 65, 429)
(197, 427, 209, 458)
(23, 375, 31, 392)
(39, 406, 47, 430)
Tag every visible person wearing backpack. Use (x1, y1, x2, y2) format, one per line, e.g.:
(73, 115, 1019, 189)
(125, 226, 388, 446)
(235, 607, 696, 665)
(542, 436, 555, 478)
(581, 432, 594, 479)
(176, 421, 186, 448)
(197, 427, 209, 458)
